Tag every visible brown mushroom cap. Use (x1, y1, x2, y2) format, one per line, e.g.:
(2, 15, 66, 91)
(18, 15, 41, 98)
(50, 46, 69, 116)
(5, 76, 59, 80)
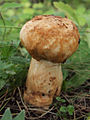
(20, 15, 80, 63)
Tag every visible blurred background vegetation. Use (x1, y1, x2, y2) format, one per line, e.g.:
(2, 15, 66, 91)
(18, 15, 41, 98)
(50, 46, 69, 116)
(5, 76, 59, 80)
(0, 0, 90, 91)
(0, 0, 90, 120)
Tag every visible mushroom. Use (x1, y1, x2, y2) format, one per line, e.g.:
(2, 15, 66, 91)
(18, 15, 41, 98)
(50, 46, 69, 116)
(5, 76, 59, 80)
(20, 15, 80, 108)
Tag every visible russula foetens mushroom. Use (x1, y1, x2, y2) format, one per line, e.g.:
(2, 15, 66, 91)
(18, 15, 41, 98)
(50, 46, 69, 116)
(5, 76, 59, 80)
(20, 15, 80, 108)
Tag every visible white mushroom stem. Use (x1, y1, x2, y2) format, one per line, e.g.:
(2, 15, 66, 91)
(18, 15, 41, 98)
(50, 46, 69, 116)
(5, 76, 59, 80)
(24, 58, 63, 108)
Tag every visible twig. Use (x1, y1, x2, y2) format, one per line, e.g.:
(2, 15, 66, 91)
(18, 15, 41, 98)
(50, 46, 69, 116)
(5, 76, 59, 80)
(28, 107, 56, 115)
(0, 25, 21, 29)
(17, 87, 28, 110)
(76, 115, 86, 120)
(0, 98, 10, 112)
(0, 89, 8, 101)
(16, 100, 22, 111)
(0, 94, 8, 108)
(61, 93, 71, 103)
(26, 106, 54, 120)
(0, 12, 6, 40)
(17, 87, 31, 117)
(74, 110, 76, 120)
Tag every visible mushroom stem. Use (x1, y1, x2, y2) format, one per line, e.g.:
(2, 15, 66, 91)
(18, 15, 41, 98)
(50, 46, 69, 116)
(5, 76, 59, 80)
(24, 58, 63, 108)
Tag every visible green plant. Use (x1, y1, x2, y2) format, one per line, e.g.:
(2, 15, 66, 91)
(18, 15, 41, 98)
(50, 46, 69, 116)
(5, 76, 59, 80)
(1, 108, 25, 120)
(87, 116, 90, 120)
(62, 40, 90, 91)
(54, 1, 90, 48)
(0, 1, 89, 120)
(0, 41, 30, 92)
(60, 105, 74, 115)
(56, 97, 66, 103)
(54, 1, 87, 26)
(53, 1, 90, 91)
(56, 97, 74, 118)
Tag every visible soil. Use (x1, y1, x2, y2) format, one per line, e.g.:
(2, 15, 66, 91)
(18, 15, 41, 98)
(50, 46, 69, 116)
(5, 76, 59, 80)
(0, 80, 90, 120)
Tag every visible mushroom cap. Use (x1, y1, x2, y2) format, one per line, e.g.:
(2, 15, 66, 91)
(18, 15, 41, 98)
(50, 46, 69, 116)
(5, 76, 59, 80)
(20, 15, 80, 63)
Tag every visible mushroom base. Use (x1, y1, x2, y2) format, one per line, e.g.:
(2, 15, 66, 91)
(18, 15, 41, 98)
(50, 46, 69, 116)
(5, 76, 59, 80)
(24, 58, 63, 108)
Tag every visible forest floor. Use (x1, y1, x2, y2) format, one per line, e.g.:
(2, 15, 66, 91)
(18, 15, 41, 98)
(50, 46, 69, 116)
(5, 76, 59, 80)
(0, 80, 90, 120)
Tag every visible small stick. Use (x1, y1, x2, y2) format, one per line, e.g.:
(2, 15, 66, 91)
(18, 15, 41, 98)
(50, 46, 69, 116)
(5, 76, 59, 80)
(26, 106, 54, 120)
(16, 100, 22, 111)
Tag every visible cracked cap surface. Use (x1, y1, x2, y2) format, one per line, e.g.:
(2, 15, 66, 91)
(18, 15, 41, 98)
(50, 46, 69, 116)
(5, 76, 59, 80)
(20, 15, 80, 63)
